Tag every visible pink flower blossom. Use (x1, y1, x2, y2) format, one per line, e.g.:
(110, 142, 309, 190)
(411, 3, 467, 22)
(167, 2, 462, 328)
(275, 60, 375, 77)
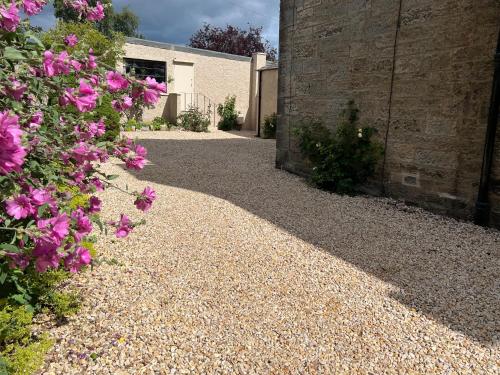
(86, 1, 105, 21)
(28, 111, 43, 130)
(134, 186, 156, 212)
(112, 96, 133, 112)
(71, 209, 92, 241)
(0, 3, 20, 32)
(6, 78, 27, 101)
(6, 195, 33, 219)
(64, 246, 91, 273)
(0, 111, 26, 174)
(37, 213, 70, 242)
(106, 71, 129, 92)
(22, 0, 45, 16)
(86, 49, 97, 69)
(64, 33, 78, 47)
(62, 80, 98, 112)
(125, 156, 146, 170)
(88, 196, 101, 213)
(115, 214, 133, 238)
(33, 236, 60, 272)
(43, 50, 71, 77)
(6, 253, 30, 270)
(30, 188, 53, 206)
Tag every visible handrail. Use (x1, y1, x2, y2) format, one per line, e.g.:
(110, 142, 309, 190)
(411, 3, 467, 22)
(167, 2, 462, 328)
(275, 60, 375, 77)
(178, 92, 218, 126)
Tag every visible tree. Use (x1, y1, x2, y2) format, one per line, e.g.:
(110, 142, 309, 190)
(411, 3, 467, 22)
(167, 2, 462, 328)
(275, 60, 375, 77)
(53, 0, 142, 38)
(188, 24, 277, 61)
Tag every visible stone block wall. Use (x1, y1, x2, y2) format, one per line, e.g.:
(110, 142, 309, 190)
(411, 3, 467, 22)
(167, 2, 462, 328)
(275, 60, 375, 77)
(277, 0, 500, 225)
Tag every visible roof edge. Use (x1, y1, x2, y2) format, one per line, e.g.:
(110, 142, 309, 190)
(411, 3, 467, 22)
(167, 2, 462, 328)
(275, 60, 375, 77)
(125, 37, 252, 62)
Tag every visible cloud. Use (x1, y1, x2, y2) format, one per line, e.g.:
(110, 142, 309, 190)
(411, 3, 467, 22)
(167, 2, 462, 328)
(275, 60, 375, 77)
(30, 0, 280, 48)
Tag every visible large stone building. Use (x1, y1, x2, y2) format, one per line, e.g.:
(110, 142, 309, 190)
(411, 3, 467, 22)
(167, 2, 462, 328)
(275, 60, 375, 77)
(276, 0, 500, 227)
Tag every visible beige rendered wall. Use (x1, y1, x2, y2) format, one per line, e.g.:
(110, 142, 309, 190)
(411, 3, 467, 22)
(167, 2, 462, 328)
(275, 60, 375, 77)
(258, 68, 278, 129)
(121, 41, 252, 124)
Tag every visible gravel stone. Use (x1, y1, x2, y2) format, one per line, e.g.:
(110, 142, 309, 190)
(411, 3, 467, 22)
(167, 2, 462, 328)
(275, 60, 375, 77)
(41, 130, 500, 374)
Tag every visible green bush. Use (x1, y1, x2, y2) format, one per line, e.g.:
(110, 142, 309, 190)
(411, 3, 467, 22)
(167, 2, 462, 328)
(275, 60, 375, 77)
(295, 101, 384, 194)
(0, 305, 53, 375)
(124, 119, 137, 131)
(150, 117, 166, 131)
(177, 107, 210, 132)
(89, 94, 121, 141)
(217, 96, 239, 131)
(262, 112, 277, 139)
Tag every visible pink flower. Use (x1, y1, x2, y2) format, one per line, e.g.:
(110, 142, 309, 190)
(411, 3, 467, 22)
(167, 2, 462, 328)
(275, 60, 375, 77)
(30, 188, 52, 206)
(43, 50, 71, 77)
(64, 33, 78, 47)
(0, 3, 20, 32)
(71, 59, 82, 71)
(67, 0, 87, 13)
(86, 49, 97, 69)
(89, 74, 99, 86)
(112, 96, 133, 112)
(88, 196, 101, 213)
(37, 213, 70, 242)
(0, 111, 26, 174)
(71, 209, 92, 241)
(64, 246, 91, 273)
(6, 253, 30, 270)
(134, 186, 156, 212)
(125, 156, 146, 170)
(6, 78, 27, 101)
(6, 195, 33, 219)
(28, 111, 43, 130)
(106, 71, 129, 92)
(143, 88, 160, 105)
(86, 1, 105, 21)
(90, 177, 104, 191)
(33, 236, 61, 272)
(62, 80, 98, 112)
(115, 214, 133, 238)
(22, 0, 45, 16)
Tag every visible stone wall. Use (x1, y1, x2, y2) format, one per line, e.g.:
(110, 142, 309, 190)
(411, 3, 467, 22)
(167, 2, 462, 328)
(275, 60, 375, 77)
(277, 0, 500, 225)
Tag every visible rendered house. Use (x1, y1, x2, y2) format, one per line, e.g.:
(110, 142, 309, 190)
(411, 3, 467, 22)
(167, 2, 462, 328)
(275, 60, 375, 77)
(120, 37, 278, 132)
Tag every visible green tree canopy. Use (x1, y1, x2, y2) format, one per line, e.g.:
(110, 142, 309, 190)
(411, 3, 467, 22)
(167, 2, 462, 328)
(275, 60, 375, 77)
(53, 0, 142, 38)
(41, 21, 125, 68)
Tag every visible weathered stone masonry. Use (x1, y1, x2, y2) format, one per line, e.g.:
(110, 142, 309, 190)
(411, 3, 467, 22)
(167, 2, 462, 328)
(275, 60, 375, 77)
(276, 0, 500, 226)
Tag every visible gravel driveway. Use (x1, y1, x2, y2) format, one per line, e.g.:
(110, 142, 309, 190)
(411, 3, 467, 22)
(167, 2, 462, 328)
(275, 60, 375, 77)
(43, 130, 499, 374)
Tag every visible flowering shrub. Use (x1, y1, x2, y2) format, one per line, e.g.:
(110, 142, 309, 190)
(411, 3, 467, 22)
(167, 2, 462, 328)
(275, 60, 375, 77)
(0, 1, 166, 370)
(295, 101, 384, 194)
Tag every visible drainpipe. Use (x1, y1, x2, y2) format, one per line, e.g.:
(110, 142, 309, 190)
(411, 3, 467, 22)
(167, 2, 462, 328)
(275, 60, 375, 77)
(474, 28, 500, 226)
(257, 69, 263, 137)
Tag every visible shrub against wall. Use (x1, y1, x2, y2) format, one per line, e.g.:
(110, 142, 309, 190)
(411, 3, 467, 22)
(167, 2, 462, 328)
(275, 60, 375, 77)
(262, 112, 277, 139)
(217, 95, 239, 131)
(178, 107, 210, 132)
(295, 101, 384, 194)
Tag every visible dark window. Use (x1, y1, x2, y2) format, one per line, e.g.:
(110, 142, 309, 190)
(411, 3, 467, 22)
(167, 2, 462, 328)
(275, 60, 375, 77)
(124, 58, 166, 83)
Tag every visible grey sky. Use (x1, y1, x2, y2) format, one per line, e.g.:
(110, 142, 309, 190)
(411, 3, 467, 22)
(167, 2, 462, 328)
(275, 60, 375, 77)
(30, 0, 280, 48)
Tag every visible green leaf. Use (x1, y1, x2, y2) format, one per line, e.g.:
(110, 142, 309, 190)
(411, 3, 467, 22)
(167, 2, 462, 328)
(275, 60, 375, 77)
(3, 46, 26, 61)
(0, 355, 8, 375)
(107, 175, 119, 181)
(0, 243, 20, 253)
(26, 32, 45, 49)
(0, 272, 7, 285)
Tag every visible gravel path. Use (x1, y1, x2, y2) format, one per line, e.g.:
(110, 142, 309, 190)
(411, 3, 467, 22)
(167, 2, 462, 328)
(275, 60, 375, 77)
(42, 130, 499, 374)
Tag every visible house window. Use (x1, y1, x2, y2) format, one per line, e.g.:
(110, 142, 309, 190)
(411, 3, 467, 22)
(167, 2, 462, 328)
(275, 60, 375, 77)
(124, 58, 166, 83)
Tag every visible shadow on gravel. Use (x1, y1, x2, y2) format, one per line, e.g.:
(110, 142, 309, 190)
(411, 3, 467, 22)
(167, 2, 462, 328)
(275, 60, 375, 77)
(122, 136, 500, 345)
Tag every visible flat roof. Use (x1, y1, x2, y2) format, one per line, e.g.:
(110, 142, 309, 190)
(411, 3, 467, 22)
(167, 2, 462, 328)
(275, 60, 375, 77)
(125, 37, 252, 62)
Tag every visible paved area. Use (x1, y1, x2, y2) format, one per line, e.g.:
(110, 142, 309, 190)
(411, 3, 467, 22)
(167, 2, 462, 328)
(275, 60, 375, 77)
(43, 130, 499, 374)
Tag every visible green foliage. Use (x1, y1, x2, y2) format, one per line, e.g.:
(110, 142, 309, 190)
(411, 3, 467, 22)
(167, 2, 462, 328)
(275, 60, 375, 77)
(90, 94, 121, 141)
(124, 119, 137, 131)
(41, 21, 125, 68)
(47, 292, 81, 320)
(217, 96, 239, 131)
(178, 108, 210, 132)
(0, 305, 53, 375)
(295, 101, 384, 194)
(150, 117, 166, 131)
(53, 0, 142, 38)
(262, 112, 277, 139)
